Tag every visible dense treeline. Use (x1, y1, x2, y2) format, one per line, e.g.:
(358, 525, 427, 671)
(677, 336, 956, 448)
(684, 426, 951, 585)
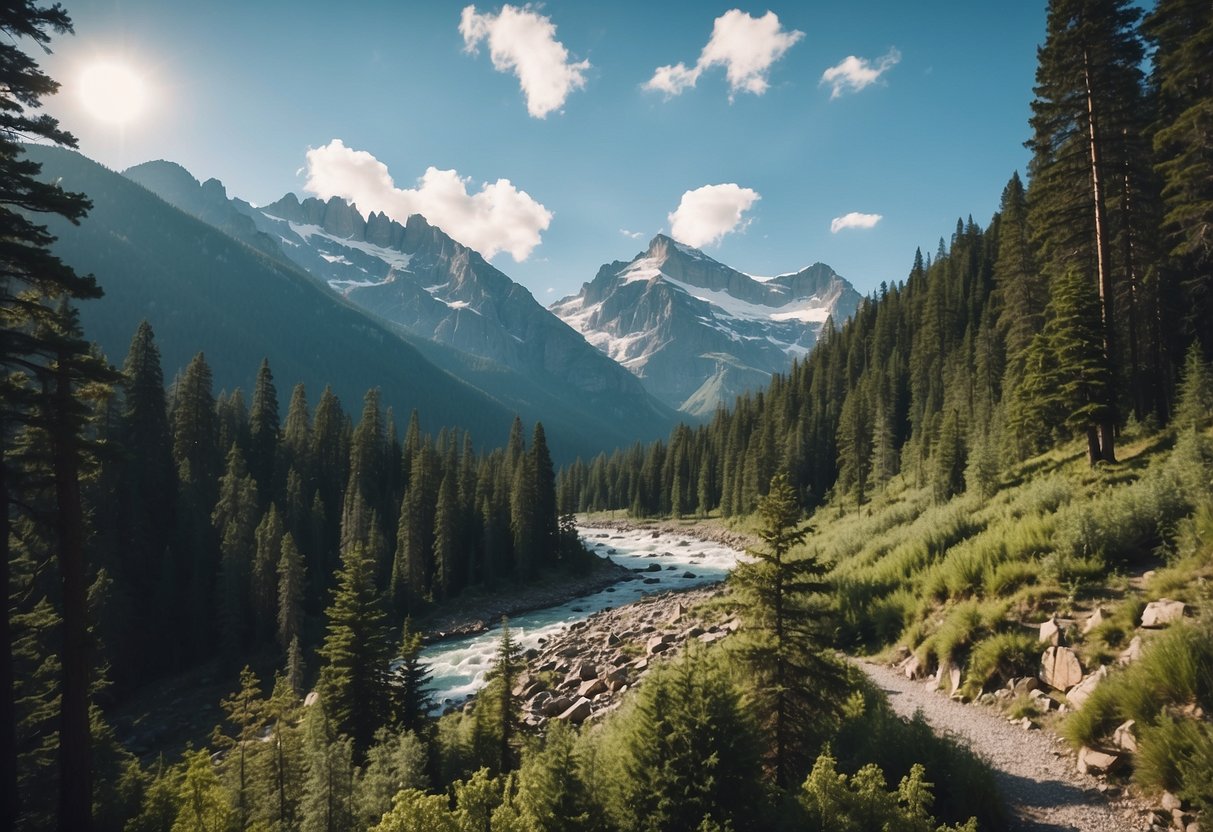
(559, 0, 1213, 515)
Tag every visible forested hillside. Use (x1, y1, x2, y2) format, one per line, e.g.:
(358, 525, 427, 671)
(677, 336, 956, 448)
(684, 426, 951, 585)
(558, 0, 1212, 520)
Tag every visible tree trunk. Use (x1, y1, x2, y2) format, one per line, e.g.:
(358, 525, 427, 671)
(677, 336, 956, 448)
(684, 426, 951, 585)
(51, 363, 92, 832)
(1083, 45, 1118, 463)
(1086, 426, 1101, 468)
(1, 443, 17, 832)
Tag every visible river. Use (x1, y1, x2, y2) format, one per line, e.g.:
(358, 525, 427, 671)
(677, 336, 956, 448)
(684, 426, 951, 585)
(420, 525, 745, 708)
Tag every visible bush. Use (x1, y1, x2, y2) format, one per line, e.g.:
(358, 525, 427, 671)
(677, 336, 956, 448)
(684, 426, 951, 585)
(966, 631, 1043, 693)
(1134, 716, 1213, 810)
(1063, 624, 1213, 750)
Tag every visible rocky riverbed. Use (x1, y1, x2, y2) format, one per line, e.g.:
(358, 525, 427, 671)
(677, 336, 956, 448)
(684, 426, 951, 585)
(511, 585, 738, 727)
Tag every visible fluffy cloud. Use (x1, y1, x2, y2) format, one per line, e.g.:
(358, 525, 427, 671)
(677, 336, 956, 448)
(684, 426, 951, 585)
(668, 184, 761, 248)
(620, 228, 645, 240)
(460, 4, 590, 118)
(304, 139, 552, 262)
(820, 48, 901, 99)
(644, 10, 803, 100)
(830, 212, 883, 233)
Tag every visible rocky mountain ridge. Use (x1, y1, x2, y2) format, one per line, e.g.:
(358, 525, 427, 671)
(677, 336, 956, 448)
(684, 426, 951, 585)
(551, 235, 863, 416)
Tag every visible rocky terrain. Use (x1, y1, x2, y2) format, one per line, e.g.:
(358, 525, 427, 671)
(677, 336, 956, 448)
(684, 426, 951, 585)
(510, 586, 737, 727)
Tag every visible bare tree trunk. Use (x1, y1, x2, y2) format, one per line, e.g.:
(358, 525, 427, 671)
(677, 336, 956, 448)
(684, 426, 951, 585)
(1084, 46, 1118, 462)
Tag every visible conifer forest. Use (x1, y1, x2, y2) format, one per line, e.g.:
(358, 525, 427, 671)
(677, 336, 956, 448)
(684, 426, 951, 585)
(4, 1, 1213, 831)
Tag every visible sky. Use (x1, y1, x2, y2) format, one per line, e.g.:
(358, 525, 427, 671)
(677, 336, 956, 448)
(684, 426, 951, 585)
(40, 1, 1051, 300)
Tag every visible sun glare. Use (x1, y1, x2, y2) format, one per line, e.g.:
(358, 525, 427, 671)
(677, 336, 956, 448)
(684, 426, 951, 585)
(78, 61, 147, 125)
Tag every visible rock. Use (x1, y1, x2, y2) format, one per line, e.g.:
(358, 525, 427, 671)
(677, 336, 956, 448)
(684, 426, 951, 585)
(557, 697, 592, 724)
(574, 663, 598, 681)
(670, 603, 687, 624)
(903, 654, 925, 681)
(645, 563, 662, 573)
(303, 691, 319, 708)
(1118, 635, 1144, 665)
(1040, 616, 1063, 646)
(1066, 665, 1108, 710)
(1030, 689, 1054, 711)
(542, 696, 573, 717)
(1040, 646, 1084, 691)
(1083, 607, 1108, 635)
(1141, 599, 1186, 628)
(682, 571, 697, 579)
(723, 618, 741, 633)
(1161, 792, 1182, 812)
(647, 634, 673, 655)
(939, 661, 962, 696)
(1112, 719, 1138, 753)
(577, 678, 607, 698)
(1077, 746, 1122, 775)
(643, 578, 661, 585)
(606, 632, 620, 646)
(1008, 676, 1040, 695)
(666, 565, 677, 571)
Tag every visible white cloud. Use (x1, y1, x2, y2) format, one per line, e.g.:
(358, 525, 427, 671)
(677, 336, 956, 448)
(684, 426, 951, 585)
(304, 139, 552, 262)
(830, 212, 883, 233)
(644, 10, 803, 100)
(460, 4, 590, 118)
(820, 48, 901, 99)
(668, 183, 760, 248)
(620, 228, 645, 240)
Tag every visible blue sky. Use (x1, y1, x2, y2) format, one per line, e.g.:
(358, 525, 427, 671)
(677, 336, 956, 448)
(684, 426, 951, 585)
(42, 1, 1049, 299)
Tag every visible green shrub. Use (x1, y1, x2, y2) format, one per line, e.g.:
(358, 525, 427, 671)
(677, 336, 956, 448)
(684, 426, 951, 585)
(966, 631, 1043, 693)
(984, 560, 1039, 596)
(1133, 716, 1213, 810)
(916, 599, 1010, 670)
(1063, 624, 1213, 749)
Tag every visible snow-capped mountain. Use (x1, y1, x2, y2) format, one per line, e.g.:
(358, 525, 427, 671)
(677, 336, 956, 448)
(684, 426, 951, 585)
(551, 235, 862, 416)
(121, 161, 675, 452)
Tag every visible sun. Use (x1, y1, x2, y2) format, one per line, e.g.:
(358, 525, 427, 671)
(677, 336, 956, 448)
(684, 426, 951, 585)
(78, 61, 148, 126)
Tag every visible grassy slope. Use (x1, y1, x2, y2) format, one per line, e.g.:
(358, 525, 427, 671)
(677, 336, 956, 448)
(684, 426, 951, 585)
(750, 423, 1213, 802)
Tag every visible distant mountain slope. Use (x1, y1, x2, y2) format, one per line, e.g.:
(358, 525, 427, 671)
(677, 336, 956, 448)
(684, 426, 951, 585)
(550, 235, 862, 415)
(25, 145, 515, 444)
(123, 160, 676, 451)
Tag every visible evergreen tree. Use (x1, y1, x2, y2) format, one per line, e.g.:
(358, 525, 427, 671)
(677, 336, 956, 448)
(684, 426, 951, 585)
(287, 636, 306, 699)
(530, 423, 558, 565)
(931, 409, 967, 503)
(391, 619, 432, 735)
(172, 751, 233, 832)
(730, 473, 846, 788)
(211, 666, 265, 831)
(252, 505, 285, 643)
(510, 721, 591, 832)
(212, 445, 258, 654)
(317, 543, 391, 754)
(263, 673, 304, 830)
(471, 619, 523, 774)
(248, 358, 279, 504)
(432, 469, 460, 600)
(277, 532, 306, 652)
(1174, 342, 1213, 432)
(299, 700, 354, 832)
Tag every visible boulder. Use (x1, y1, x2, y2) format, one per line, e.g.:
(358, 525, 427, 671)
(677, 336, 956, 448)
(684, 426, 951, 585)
(574, 663, 598, 681)
(1112, 719, 1138, 753)
(647, 634, 673, 655)
(577, 678, 607, 698)
(1039, 617, 1063, 646)
(1077, 746, 1122, 775)
(542, 696, 574, 717)
(645, 563, 662, 573)
(557, 697, 593, 724)
(670, 603, 686, 624)
(903, 654, 925, 681)
(1010, 676, 1040, 696)
(606, 632, 620, 646)
(1162, 792, 1182, 812)
(1082, 607, 1108, 635)
(303, 691, 320, 708)
(1040, 646, 1084, 691)
(939, 662, 962, 696)
(1066, 665, 1108, 710)
(1118, 635, 1144, 665)
(1141, 599, 1186, 628)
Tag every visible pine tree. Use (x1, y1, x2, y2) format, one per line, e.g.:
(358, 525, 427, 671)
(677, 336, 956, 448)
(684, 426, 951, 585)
(252, 505, 285, 643)
(511, 721, 591, 831)
(391, 619, 432, 735)
(931, 409, 967, 503)
(471, 618, 523, 774)
(171, 353, 220, 505)
(116, 321, 176, 674)
(213, 445, 259, 655)
(730, 473, 846, 788)
(263, 673, 304, 830)
(317, 543, 391, 755)
(432, 469, 460, 600)
(299, 700, 354, 832)
(1, 20, 102, 822)
(530, 423, 558, 565)
(248, 358, 279, 504)
(287, 636, 306, 698)
(211, 666, 266, 830)
(510, 456, 539, 578)
(1145, 0, 1213, 352)
(1174, 342, 1213, 432)
(277, 532, 306, 652)
(172, 751, 233, 832)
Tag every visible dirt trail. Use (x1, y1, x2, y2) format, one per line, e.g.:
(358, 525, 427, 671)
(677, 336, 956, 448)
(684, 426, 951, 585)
(858, 660, 1148, 831)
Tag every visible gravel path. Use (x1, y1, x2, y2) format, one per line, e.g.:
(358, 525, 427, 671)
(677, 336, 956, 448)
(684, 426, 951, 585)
(857, 660, 1147, 832)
